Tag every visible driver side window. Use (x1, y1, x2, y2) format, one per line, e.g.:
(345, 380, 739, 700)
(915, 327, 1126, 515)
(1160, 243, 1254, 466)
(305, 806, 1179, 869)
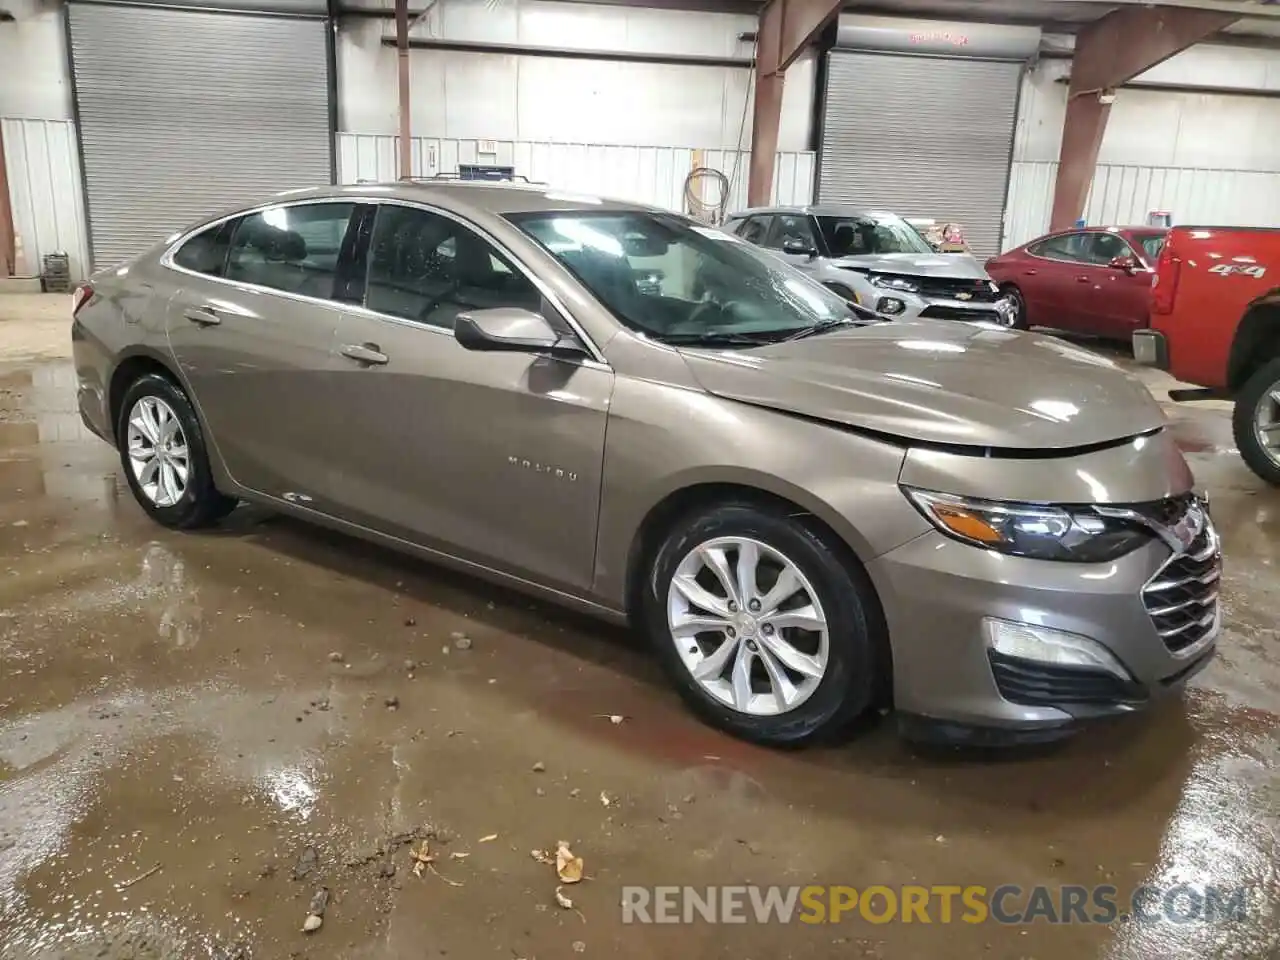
(364, 204, 540, 330)
(764, 214, 817, 252)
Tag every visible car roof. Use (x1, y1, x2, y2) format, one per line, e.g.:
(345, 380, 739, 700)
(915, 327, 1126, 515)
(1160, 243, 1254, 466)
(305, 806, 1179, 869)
(259, 181, 663, 217)
(726, 205, 897, 219)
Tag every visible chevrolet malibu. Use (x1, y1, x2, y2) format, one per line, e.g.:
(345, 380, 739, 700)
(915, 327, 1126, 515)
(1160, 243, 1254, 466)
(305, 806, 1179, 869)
(72, 183, 1221, 746)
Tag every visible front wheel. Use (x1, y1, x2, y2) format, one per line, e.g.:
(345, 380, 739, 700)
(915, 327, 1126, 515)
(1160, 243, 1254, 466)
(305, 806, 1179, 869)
(1232, 357, 1280, 485)
(643, 502, 885, 745)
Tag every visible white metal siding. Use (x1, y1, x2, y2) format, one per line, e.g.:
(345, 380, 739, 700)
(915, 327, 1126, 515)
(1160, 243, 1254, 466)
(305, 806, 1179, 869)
(818, 51, 1023, 258)
(1004, 160, 1280, 251)
(67, 3, 332, 270)
(1, 118, 89, 281)
(337, 134, 816, 214)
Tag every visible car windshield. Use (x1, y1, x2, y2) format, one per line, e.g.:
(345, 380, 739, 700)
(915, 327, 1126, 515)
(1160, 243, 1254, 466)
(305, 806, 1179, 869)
(1136, 233, 1166, 262)
(508, 210, 869, 346)
(817, 214, 933, 257)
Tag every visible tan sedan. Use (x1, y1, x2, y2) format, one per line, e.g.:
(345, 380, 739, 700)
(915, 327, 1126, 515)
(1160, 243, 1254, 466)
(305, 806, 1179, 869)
(71, 182, 1220, 746)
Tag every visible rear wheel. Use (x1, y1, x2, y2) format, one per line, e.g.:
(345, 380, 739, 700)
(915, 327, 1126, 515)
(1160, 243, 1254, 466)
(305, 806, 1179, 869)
(1232, 357, 1280, 485)
(1000, 284, 1028, 329)
(117, 373, 238, 528)
(643, 501, 884, 745)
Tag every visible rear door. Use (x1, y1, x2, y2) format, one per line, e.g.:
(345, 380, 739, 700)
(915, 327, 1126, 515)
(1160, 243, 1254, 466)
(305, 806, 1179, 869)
(164, 200, 366, 502)
(324, 201, 612, 593)
(1022, 232, 1092, 331)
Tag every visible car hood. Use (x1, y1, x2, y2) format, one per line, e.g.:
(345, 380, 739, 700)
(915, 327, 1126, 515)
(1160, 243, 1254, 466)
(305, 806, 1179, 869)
(680, 321, 1165, 450)
(830, 252, 989, 279)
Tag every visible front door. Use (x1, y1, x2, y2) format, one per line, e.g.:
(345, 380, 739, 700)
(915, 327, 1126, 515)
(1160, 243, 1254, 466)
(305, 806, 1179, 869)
(1081, 232, 1154, 337)
(762, 213, 820, 274)
(1022, 232, 1093, 332)
(165, 200, 363, 502)
(325, 202, 613, 593)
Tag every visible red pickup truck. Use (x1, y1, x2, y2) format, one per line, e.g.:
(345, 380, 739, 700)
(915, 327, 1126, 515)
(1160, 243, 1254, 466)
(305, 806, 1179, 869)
(1134, 226, 1280, 483)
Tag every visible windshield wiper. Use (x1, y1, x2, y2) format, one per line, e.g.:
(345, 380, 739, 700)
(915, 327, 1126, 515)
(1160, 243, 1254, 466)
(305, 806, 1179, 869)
(658, 331, 788, 347)
(783, 318, 860, 342)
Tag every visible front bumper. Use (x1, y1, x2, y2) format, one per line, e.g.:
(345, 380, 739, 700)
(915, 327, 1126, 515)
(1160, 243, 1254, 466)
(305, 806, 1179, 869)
(1132, 328, 1169, 369)
(880, 293, 1010, 325)
(867, 520, 1220, 739)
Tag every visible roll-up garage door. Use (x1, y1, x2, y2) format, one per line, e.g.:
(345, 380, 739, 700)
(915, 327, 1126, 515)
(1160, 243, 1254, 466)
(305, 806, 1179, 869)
(818, 52, 1022, 258)
(67, 3, 332, 270)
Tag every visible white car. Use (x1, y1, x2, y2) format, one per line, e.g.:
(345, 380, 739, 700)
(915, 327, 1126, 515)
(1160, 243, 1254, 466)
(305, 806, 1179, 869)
(722, 205, 1016, 325)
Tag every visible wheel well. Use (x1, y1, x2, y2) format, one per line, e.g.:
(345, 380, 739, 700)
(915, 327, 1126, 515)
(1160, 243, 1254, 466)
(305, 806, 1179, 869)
(108, 355, 176, 437)
(623, 482, 893, 698)
(1228, 299, 1280, 392)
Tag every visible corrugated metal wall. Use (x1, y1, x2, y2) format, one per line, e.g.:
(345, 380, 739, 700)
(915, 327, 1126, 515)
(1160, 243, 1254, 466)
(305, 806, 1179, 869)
(337, 134, 815, 214)
(1003, 160, 1280, 251)
(2, 118, 89, 281)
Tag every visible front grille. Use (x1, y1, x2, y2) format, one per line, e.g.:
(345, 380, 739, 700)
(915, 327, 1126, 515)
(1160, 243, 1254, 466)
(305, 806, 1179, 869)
(1143, 524, 1221, 656)
(916, 277, 1000, 303)
(989, 652, 1145, 707)
(919, 305, 1000, 322)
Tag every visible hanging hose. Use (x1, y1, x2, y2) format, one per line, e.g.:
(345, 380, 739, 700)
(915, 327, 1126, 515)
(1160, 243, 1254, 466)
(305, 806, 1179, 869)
(683, 166, 731, 224)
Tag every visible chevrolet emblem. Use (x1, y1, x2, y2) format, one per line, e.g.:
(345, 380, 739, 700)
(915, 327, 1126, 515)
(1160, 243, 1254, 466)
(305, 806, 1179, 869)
(955, 291, 973, 301)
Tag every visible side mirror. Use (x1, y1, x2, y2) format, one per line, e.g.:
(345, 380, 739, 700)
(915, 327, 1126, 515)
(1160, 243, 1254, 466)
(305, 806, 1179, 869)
(454, 307, 587, 359)
(782, 238, 816, 258)
(1108, 254, 1140, 274)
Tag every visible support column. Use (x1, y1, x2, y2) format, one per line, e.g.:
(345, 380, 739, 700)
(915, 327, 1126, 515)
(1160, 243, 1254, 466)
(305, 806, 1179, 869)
(1050, 6, 1237, 230)
(747, 0, 841, 207)
(396, 0, 412, 180)
(0, 124, 14, 278)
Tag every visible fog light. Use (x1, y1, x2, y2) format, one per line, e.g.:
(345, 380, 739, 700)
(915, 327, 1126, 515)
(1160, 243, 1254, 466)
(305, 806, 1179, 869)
(982, 618, 1130, 679)
(877, 297, 906, 315)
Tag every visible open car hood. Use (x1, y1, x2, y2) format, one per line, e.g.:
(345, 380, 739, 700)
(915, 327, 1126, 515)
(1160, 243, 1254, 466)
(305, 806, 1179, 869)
(830, 252, 989, 280)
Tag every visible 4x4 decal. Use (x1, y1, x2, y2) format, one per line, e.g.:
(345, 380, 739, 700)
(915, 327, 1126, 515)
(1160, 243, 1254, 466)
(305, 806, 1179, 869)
(1208, 263, 1268, 278)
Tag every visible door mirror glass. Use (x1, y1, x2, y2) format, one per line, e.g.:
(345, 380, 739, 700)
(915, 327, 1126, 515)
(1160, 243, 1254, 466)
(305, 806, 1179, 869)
(454, 307, 586, 358)
(1108, 254, 1139, 273)
(782, 238, 815, 257)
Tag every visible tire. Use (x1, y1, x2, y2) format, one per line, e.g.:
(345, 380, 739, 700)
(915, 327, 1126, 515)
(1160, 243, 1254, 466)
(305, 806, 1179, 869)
(116, 372, 238, 528)
(642, 501, 885, 746)
(1232, 356, 1280, 486)
(1000, 284, 1029, 330)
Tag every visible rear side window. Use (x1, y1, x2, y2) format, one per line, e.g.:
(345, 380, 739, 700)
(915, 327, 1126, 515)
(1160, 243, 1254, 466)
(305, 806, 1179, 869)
(1029, 233, 1089, 263)
(173, 220, 235, 276)
(225, 202, 356, 299)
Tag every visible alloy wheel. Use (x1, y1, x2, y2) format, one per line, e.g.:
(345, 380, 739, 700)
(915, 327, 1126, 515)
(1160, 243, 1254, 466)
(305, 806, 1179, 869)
(126, 396, 190, 508)
(666, 536, 829, 716)
(1253, 382, 1280, 466)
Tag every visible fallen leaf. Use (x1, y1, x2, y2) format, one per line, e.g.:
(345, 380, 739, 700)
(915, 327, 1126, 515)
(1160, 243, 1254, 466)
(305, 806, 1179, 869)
(555, 885, 574, 909)
(449, 851, 470, 860)
(556, 840, 584, 884)
(599, 791, 614, 808)
(479, 833, 498, 843)
(531, 849, 553, 864)
(410, 840, 434, 878)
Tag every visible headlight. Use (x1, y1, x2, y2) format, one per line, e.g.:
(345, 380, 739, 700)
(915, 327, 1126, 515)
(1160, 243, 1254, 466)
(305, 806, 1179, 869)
(869, 274, 920, 293)
(988, 280, 1000, 294)
(904, 488, 1155, 562)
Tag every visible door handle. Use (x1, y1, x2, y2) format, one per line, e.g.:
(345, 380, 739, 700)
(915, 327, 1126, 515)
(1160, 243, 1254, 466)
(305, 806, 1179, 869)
(341, 343, 389, 366)
(1076, 276, 1091, 283)
(1022, 269, 1037, 276)
(183, 306, 221, 326)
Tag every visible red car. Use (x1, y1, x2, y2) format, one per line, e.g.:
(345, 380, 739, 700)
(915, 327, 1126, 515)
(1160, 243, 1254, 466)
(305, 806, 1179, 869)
(986, 227, 1167, 338)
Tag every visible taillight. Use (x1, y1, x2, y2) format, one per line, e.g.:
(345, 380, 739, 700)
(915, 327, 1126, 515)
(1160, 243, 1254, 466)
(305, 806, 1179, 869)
(1151, 243, 1179, 315)
(72, 283, 94, 317)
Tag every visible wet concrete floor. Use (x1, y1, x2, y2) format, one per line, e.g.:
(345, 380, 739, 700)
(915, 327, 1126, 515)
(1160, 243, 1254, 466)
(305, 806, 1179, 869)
(1, 299, 1278, 959)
